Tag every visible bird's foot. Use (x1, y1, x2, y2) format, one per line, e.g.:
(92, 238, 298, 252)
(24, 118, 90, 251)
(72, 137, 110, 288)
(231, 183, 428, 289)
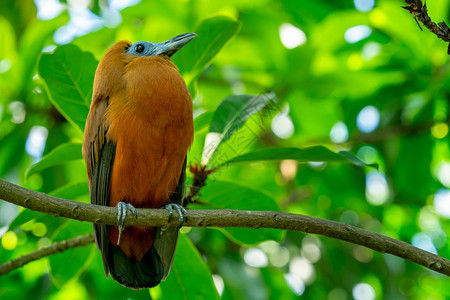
(116, 201, 137, 245)
(165, 203, 188, 227)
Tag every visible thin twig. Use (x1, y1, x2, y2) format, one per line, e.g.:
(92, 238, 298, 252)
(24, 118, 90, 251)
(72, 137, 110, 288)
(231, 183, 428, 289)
(0, 178, 449, 276)
(403, 0, 450, 53)
(0, 234, 94, 276)
(184, 163, 215, 204)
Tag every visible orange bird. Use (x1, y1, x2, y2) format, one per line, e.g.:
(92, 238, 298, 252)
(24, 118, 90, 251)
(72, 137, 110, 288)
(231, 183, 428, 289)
(82, 33, 196, 289)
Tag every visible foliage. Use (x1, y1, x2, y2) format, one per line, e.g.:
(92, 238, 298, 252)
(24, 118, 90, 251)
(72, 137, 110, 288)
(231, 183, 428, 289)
(0, 0, 449, 299)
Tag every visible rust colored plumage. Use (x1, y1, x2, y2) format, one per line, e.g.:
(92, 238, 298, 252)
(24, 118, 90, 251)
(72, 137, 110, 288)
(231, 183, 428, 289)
(82, 35, 195, 289)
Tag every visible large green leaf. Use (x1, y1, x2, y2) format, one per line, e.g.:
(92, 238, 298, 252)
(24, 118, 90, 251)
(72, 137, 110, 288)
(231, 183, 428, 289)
(26, 142, 83, 178)
(38, 44, 97, 134)
(192, 180, 283, 245)
(155, 234, 220, 299)
(173, 15, 240, 94)
(201, 93, 277, 166)
(49, 220, 95, 287)
(194, 111, 213, 132)
(217, 146, 378, 169)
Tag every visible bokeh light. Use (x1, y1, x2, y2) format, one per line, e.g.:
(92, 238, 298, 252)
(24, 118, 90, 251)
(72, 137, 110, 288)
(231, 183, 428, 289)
(212, 274, 224, 296)
(354, 0, 375, 12)
(345, 25, 372, 44)
(1, 231, 18, 250)
(25, 126, 49, 159)
(357, 145, 377, 164)
(259, 239, 291, 267)
(243, 247, 268, 268)
(34, 0, 63, 20)
(280, 160, 298, 181)
(362, 42, 381, 60)
(279, 23, 307, 49)
(436, 162, 450, 187)
(49, 0, 139, 44)
(301, 242, 321, 263)
(365, 171, 389, 205)
(433, 189, 450, 218)
(352, 283, 376, 300)
(431, 122, 449, 139)
(8, 101, 26, 124)
(268, 246, 290, 267)
(290, 256, 315, 283)
(32, 222, 47, 237)
(412, 232, 437, 254)
(0, 59, 12, 73)
(284, 273, 305, 296)
(418, 206, 440, 232)
(329, 121, 349, 143)
(271, 111, 295, 139)
(357, 106, 380, 133)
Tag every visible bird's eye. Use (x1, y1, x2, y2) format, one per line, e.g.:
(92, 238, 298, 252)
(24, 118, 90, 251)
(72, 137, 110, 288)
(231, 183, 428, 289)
(135, 44, 145, 53)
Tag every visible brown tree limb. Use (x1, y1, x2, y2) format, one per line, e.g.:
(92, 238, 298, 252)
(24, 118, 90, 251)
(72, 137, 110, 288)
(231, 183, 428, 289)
(403, 0, 450, 53)
(0, 234, 94, 276)
(0, 178, 449, 276)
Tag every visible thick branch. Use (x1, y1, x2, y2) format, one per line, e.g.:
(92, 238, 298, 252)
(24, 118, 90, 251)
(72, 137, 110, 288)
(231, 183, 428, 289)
(0, 178, 449, 276)
(0, 234, 94, 275)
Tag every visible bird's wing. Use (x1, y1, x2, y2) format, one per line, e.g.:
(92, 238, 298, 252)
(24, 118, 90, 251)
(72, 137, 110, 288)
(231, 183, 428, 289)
(83, 96, 115, 276)
(153, 157, 187, 280)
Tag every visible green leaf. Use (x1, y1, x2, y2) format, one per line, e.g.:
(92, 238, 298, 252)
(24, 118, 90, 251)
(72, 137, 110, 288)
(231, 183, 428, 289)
(218, 146, 378, 169)
(173, 15, 240, 92)
(26, 142, 83, 178)
(38, 44, 97, 134)
(0, 126, 28, 177)
(49, 220, 95, 287)
(201, 93, 277, 166)
(0, 16, 18, 96)
(194, 111, 213, 132)
(7, 209, 45, 232)
(155, 234, 219, 300)
(193, 180, 283, 245)
(19, 14, 69, 92)
(8, 210, 67, 238)
(48, 181, 89, 201)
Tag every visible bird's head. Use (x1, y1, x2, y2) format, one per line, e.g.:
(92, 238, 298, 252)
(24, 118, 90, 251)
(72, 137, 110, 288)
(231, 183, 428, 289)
(126, 33, 197, 57)
(92, 33, 197, 101)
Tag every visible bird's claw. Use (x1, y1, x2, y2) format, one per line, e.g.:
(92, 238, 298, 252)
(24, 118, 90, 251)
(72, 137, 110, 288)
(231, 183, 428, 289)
(117, 201, 137, 245)
(165, 203, 188, 227)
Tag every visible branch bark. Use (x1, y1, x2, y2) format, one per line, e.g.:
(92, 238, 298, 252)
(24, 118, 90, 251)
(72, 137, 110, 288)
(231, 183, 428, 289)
(403, 0, 450, 53)
(0, 178, 449, 276)
(0, 234, 94, 276)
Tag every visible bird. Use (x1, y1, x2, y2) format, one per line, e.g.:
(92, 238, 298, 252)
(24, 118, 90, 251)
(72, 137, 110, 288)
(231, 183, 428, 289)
(82, 33, 196, 289)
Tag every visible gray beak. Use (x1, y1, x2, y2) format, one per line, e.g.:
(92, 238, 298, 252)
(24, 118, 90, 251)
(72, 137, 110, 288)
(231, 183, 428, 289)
(151, 33, 197, 57)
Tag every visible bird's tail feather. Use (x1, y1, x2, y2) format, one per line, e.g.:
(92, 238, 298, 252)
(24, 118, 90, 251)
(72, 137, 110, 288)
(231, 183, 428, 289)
(107, 245, 164, 289)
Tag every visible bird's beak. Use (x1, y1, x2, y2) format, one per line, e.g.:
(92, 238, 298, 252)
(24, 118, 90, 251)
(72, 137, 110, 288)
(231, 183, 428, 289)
(152, 33, 197, 57)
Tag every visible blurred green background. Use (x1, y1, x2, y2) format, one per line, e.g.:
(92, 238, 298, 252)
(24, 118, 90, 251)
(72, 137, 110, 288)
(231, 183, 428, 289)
(0, 0, 449, 299)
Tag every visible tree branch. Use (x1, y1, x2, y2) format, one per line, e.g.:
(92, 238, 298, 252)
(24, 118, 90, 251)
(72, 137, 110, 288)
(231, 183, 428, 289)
(0, 178, 449, 276)
(0, 234, 94, 276)
(403, 0, 450, 53)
